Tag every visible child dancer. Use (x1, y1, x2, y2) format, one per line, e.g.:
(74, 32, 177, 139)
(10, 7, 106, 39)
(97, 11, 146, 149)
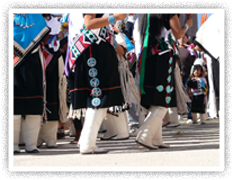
(187, 64, 208, 124)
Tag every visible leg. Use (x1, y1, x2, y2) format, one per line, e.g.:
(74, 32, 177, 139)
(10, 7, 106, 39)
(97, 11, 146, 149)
(162, 110, 170, 127)
(37, 124, 44, 148)
(43, 121, 59, 148)
(166, 107, 180, 128)
(135, 106, 168, 149)
(151, 107, 170, 148)
(111, 111, 130, 140)
(70, 118, 83, 144)
(14, 115, 22, 153)
(23, 115, 42, 153)
(200, 113, 206, 124)
(191, 113, 198, 124)
(100, 114, 117, 140)
(79, 108, 108, 154)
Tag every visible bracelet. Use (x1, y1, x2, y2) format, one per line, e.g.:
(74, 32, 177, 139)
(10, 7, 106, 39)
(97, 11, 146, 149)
(108, 15, 116, 24)
(184, 23, 189, 31)
(113, 40, 118, 49)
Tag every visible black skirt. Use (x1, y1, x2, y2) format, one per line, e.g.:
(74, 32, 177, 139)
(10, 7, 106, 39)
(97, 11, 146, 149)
(68, 41, 125, 109)
(14, 51, 44, 116)
(140, 52, 177, 109)
(191, 94, 206, 113)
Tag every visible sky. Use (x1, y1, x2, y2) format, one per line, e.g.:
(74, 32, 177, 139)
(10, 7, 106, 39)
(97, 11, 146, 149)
(197, 13, 213, 29)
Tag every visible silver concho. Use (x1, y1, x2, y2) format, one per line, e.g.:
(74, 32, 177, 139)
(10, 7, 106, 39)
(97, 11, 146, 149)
(92, 98, 101, 107)
(90, 78, 100, 87)
(89, 68, 98, 77)
(91, 88, 102, 97)
(87, 57, 97, 67)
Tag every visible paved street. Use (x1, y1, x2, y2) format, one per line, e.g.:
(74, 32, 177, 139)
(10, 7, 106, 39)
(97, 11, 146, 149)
(13, 117, 221, 169)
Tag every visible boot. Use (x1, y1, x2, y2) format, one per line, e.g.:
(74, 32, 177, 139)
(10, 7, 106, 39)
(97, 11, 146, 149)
(191, 113, 198, 124)
(151, 107, 170, 148)
(111, 111, 129, 140)
(69, 122, 76, 137)
(37, 124, 44, 148)
(23, 115, 41, 153)
(19, 119, 25, 146)
(100, 115, 117, 140)
(14, 115, 21, 153)
(70, 129, 82, 144)
(162, 111, 170, 127)
(166, 107, 180, 128)
(139, 107, 147, 127)
(136, 106, 167, 149)
(43, 121, 59, 148)
(200, 113, 206, 124)
(79, 108, 109, 154)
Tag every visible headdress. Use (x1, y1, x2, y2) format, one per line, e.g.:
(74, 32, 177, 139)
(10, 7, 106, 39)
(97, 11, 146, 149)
(190, 52, 207, 76)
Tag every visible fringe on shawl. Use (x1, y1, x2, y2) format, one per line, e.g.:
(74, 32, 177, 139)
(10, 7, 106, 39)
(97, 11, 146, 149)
(174, 62, 191, 114)
(118, 56, 141, 116)
(58, 56, 69, 123)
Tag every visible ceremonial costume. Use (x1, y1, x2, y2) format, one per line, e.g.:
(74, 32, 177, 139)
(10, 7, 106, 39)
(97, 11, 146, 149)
(37, 15, 68, 148)
(187, 76, 207, 124)
(14, 14, 50, 153)
(68, 14, 124, 110)
(133, 14, 182, 149)
(101, 21, 140, 140)
(66, 13, 125, 154)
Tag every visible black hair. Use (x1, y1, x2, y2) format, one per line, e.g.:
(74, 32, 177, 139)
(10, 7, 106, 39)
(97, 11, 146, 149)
(138, 14, 164, 49)
(188, 35, 196, 44)
(192, 64, 203, 77)
(42, 14, 52, 21)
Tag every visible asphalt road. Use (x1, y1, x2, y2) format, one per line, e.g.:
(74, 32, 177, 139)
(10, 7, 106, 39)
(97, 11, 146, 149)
(12, 117, 221, 170)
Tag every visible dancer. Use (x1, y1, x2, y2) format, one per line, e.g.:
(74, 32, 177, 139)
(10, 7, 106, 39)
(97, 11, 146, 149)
(37, 14, 68, 148)
(14, 14, 50, 153)
(133, 14, 193, 149)
(101, 19, 140, 140)
(67, 13, 127, 154)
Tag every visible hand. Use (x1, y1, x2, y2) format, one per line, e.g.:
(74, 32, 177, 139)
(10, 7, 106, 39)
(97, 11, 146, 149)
(114, 14, 127, 21)
(57, 29, 68, 40)
(185, 18, 193, 28)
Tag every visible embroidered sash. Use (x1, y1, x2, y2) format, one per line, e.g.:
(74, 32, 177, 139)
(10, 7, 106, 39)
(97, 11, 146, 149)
(68, 25, 115, 71)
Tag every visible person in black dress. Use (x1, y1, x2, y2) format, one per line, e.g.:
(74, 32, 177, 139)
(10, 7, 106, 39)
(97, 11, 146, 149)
(68, 13, 127, 154)
(133, 14, 193, 149)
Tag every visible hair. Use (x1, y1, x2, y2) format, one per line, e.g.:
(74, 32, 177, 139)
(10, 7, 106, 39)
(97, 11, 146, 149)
(184, 32, 189, 39)
(138, 14, 164, 49)
(42, 14, 52, 21)
(192, 64, 204, 77)
(188, 35, 196, 44)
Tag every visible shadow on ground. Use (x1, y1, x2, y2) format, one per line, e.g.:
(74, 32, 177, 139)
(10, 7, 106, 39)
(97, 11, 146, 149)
(15, 119, 219, 156)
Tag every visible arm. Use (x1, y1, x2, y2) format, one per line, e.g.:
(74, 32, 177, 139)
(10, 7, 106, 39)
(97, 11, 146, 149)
(203, 78, 208, 95)
(169, 15, 193, 39)
(84, 14, 127, 30)
(115, 44, 126, 56)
